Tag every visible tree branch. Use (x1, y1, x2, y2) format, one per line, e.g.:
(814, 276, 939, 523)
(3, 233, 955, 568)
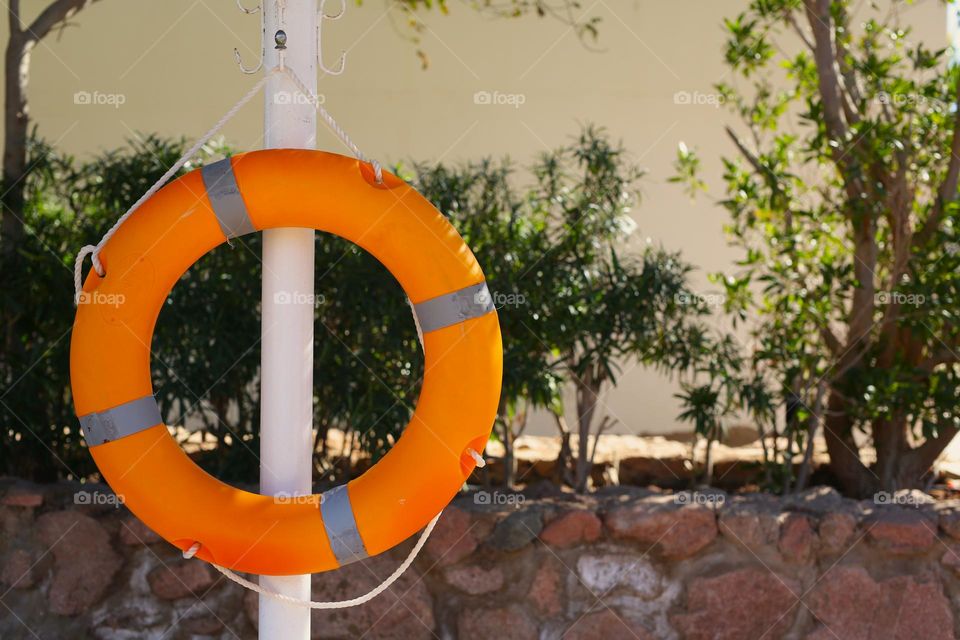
(803, 0, 867, 217)
(917, 71, 960, 248)
(918, 344, 960, 373)
(875, 163, 914, 368)
(819, 325, 842, 356)
(8, 0, 22, 35)
(803, 0, 847, 143)
(724, 125, 788, 197)
(25, 0, 96, 45)
(725, 126, 765, 174)
(906, 424, 960, 480)
(832, 0, 861, 121)
(784, 8, 814, 51)
(724, 125, 795, 231)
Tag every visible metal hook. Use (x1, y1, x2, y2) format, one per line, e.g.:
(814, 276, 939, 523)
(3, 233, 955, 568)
(233, 0, 264, 75)
(320, 0, 346, 20)
(317, 0, 346, 76)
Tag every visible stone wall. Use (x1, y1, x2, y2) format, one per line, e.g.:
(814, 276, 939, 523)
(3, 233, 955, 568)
(2, 480, 960, 639)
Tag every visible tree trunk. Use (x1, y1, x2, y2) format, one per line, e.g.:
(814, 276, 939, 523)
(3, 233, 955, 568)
(822, 389, 876, 498)
(701, 432, 715, 486)
(551, 412, 574, 486)
(501, 420, 516, 487)
(496, 397, 520, 487)
(573, 368, 601, 493)
(794, 382, 826, 492)
(896, 424, 959, 490)
(873, 413, 908, 492)
(1, 18, 27, 363)
(1, 30, 28, 251)
(827, 395, 955, 494)
(2, 0, 103, 251)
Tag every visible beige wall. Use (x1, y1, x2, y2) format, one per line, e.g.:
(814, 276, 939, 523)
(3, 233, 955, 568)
(9, 0, 947, 436)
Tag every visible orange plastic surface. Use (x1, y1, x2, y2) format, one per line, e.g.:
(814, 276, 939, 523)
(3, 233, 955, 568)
(69, 150, 503, 575)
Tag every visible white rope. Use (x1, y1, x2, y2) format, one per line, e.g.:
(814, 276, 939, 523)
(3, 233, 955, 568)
(407, 297, 425, 348)
(72, 64, 383, 303)
(201, 511, 441, 609)
(72, 70, 276, 302)
(278, 66, 383, 184)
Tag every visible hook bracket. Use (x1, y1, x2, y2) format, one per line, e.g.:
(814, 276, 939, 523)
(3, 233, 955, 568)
(318, 0, 346, 76)
(232, 1, 347, 77)
(233, 0, 264, 74)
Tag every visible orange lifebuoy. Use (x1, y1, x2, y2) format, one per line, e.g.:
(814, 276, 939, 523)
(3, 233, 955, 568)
(70, 149, 503, 575)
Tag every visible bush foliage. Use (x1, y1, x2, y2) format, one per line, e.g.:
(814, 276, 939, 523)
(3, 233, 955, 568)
(0, 127, 708, 489)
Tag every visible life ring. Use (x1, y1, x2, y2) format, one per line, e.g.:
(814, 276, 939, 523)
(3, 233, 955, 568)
(70, 149, 503, 575)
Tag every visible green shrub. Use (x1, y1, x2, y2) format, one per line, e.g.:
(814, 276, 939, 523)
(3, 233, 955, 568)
(1, 128, 710, 489)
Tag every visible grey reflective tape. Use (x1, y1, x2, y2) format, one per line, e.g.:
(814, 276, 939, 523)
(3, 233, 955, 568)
(413, 281, 495, 334)
(320, 484, 368, 565)
(77, 395, 163, 447)
(201, 158, 256, 239)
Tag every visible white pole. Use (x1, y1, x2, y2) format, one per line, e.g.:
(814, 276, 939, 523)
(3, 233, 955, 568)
(259, 1, 317, 638)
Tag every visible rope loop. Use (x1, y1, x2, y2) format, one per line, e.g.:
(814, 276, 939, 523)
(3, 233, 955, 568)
(197, 511, 441, 609)
(73, 245, 103, 304)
